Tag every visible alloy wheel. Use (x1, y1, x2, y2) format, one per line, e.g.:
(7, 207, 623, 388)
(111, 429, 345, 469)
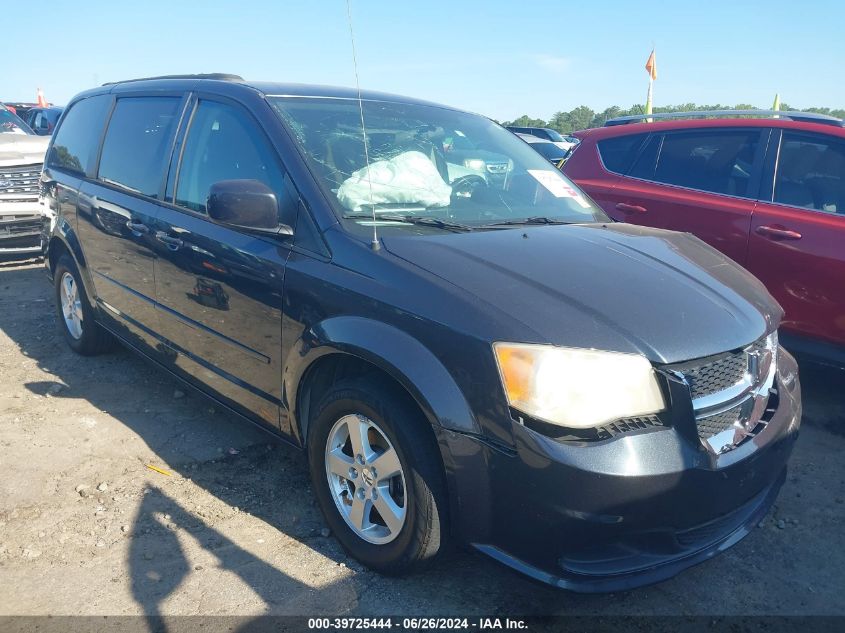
(60, 272, 83, 340)
(324, 413, 407, 544)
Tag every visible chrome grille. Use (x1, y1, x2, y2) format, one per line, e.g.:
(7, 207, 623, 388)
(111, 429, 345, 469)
(0, 164, 42, 198)
(485, 162, 509, 174)
(749, 336, 768, 355)
(667, 333, 778, 452)
(696, 403, 743, 439)
(684, 351, 747, 400)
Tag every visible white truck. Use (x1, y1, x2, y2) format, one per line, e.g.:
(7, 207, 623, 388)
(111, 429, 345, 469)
(1, 106, 50, 257)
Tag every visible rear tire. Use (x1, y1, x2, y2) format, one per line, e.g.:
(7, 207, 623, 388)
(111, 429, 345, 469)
(54, 254, 114, 355)
(307, 376, 449, 574)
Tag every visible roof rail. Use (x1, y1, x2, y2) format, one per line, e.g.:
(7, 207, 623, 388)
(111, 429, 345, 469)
(605, 110, 844, 128)
(102, 73, 244, 86)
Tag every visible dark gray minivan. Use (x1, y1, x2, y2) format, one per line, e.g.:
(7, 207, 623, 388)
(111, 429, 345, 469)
(42, 75, 801, 592)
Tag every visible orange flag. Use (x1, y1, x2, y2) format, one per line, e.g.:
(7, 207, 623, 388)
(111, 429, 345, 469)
(36, 88, 48, 108)
(645, 50, 657, 81)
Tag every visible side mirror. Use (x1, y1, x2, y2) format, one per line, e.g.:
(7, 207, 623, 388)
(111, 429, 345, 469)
(207, 180, 293, 236)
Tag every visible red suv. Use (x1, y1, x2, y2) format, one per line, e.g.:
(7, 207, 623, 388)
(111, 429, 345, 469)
(564, 111, 845, 366)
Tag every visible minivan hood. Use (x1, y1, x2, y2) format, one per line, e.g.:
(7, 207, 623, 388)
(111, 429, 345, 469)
(382, 223, 781, 364)
(0, 134, 50, 167)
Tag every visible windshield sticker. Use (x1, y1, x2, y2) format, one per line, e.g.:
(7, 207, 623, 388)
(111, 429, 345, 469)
(527, 170, 591, 208)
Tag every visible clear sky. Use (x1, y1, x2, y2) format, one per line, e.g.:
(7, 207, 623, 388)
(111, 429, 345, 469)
(3, 0, 843, 121)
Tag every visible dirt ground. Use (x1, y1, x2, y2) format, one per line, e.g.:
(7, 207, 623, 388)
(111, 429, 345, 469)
(1, 257, 844, 618)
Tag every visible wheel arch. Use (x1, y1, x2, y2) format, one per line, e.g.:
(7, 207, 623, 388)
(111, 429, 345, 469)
(285, 316, 482, 447)
(47, 218, 97, 308)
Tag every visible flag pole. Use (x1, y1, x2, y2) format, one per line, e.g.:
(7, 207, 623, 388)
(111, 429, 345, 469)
(644, 48, 656, 123)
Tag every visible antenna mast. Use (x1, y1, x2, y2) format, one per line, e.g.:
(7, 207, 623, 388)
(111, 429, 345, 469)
(345, 0, 379, 251)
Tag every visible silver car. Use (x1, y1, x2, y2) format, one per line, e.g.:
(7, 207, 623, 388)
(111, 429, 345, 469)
(0, 106, 50, 257)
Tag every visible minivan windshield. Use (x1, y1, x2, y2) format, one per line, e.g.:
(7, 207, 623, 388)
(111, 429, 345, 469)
(0, 109, 34, 135)
(269, 97, 607, 236)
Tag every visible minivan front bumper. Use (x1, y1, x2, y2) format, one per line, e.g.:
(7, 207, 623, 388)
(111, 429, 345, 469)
(457, 349, 801, 592)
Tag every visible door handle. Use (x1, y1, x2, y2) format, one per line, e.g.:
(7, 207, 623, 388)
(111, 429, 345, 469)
(155, 231, 184, 250)
(755, 225, 802, 241)
(125, 220, 149, 235)
(615, 202, 647, 214)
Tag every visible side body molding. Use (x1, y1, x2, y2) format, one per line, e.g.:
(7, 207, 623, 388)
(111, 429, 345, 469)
(284, 316, 482, 443)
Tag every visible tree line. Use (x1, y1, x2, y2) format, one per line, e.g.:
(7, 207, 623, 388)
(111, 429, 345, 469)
(503, 103, 845, 134)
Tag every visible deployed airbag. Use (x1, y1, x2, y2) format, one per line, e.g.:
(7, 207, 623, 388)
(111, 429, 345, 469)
(337, 151, 452, 211)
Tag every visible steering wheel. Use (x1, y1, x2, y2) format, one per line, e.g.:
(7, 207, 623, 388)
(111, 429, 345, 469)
(450, 174, 488, 199)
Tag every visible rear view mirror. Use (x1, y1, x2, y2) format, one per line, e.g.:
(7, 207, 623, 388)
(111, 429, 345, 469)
(207, 180, 293, 236)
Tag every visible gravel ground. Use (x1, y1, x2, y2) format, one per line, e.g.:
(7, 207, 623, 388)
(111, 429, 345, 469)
(0, 257, 844, 618)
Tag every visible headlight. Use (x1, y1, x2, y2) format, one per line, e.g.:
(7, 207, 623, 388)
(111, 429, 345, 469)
(464, 158, 485, 171)
(493, 343, 665, 429)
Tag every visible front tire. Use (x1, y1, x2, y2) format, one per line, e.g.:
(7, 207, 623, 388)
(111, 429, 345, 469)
(307, 377, 449, 574)
(54, 254, 114, 355)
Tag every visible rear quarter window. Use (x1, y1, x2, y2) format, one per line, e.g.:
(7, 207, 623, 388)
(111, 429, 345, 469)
(597, 133, 648, 174)
(48, 95, 111, 176)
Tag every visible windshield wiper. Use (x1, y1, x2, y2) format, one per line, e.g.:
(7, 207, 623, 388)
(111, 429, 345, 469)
(486, 216, 571, 226)
(343, 213, 474, 233)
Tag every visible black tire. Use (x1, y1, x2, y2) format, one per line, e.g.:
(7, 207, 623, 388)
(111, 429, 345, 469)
(53, 254, 114, 355)
(307, 376, 449, 574)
